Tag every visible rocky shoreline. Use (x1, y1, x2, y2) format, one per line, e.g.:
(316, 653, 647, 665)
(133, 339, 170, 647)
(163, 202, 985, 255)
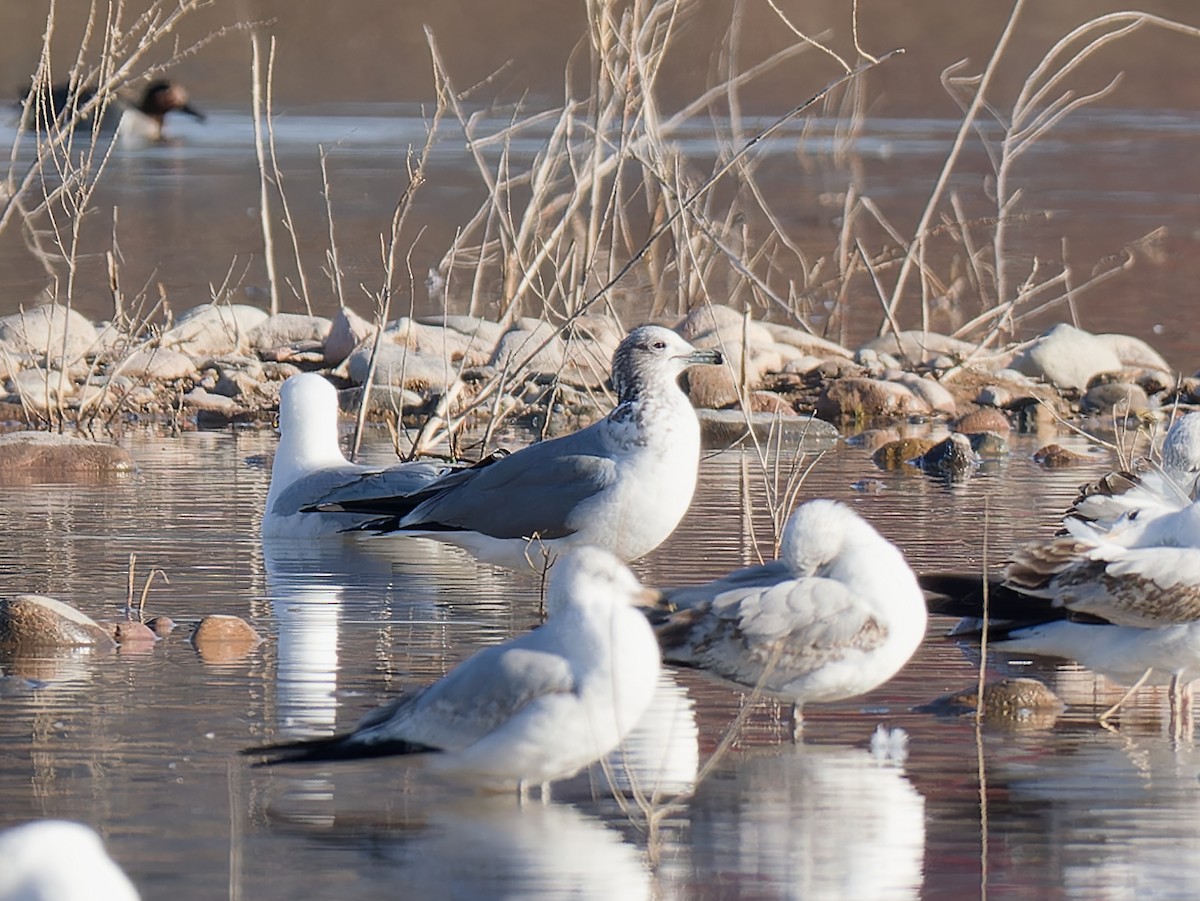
(0, 299, 1189, 455)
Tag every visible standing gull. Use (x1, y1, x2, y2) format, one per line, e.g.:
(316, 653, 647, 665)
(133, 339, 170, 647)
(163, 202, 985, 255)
(651, 500, 927, 736)
(307, 325, 722, 570)
(243, 546, 662, 795)
(262, 372, 468, 538)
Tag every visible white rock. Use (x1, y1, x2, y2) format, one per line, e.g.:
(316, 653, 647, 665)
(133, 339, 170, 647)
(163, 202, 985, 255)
(1094, 332, 1172, 372)
(343, 343, 460, 392)
(759, 321, 853, 358)
(1009, 323, 1124, 391)
(117, 347, 198, 381)
(248, 313, 332, 352)
(0, 305, 99, 364)
(160, 304, 270, 357)
(6, 369, 74, 412)
(489, 323, 566, 372)
(323, 306, 377, 367)
(889, 372, 957, 415)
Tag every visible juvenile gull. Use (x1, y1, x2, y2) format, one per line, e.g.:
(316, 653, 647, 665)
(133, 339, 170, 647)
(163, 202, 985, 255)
(262, 372, 466, 538)
(652, 500, 927, 735)
(308, 325, 722, 570)
(925, 499, 1200, 730)
(244, 546, 662, 795)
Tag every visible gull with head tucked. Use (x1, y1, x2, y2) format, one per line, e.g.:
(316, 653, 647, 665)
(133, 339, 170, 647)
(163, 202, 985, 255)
(243, 546, 662, 796)
(652, 499, 927, 737)
(307, 324, 722, 570)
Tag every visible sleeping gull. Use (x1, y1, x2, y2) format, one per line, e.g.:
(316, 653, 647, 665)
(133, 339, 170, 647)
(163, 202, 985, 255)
(306, 324, 722, 570)
(243, 546, 662, 796)
(262, 372, 470, 538)
(651, 499, 927, 737)
(0, 819, 140, 901)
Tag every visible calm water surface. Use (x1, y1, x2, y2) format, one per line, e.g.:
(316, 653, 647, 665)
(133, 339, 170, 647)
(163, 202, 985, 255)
(1, 422, 1198, 900)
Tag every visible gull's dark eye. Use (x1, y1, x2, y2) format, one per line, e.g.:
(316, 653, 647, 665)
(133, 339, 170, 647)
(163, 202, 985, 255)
(652, 340, 667, 350)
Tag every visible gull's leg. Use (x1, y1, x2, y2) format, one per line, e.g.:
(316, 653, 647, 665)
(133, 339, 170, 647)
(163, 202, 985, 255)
(1168, 673, 1194, 742)
(539, 781, 552, 805)
(1099, 667, 1152, 726)
(517, 780, 530, 806)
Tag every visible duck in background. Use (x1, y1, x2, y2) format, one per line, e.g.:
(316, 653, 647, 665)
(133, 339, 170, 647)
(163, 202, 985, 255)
(19, 79, 205, 146)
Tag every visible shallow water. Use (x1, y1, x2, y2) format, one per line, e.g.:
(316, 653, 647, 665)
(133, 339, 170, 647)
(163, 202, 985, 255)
(3, 423, 1200, 899)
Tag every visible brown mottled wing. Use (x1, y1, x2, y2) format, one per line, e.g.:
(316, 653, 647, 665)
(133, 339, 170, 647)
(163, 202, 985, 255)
(1047, 545, 1200, 628)
(656, 578, 886, 691)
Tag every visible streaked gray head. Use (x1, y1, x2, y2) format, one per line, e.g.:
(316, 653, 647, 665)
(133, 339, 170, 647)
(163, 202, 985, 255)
(1162, 413, 1200, 496)
(610, 325, 722, 404)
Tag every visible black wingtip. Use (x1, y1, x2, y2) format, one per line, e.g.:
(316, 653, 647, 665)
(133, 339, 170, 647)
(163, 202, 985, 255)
(241, 733, 438, 766)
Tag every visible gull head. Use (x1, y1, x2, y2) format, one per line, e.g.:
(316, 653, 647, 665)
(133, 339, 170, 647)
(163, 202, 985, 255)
(545, 545, 658, 618)
(779, 499, 862, 578)
(275, 372, 345, 467)
(611, 325, 723, 403)
(1162, 412, 1200, 498)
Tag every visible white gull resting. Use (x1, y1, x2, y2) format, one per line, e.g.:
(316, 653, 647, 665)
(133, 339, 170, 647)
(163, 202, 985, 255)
(0, 819, 140, 901)
(306, 325, 722, 570)
(652, 500, 927, 735)
(262, 372, 466, 538)
(244, 546, 662, 795)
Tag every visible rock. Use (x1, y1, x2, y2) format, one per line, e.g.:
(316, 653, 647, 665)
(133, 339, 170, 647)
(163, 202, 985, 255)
(1033, 444, 1088, 467)
(759, 322, 853, 359)
(182, 387, 242, 414)
(248, 313, 332, 353)
(489, 323, 566, 373)
(160, 303, 270, 357)
(954, 408, 1011, 434)
(111, 620, 158, 646)
(0, 431, 134, 479)
(0, 305, 99, 364)
(1010, 323, 1124, 392)
(677, 304, 769, 344)
(0, 595, 116, 650)
(888, 372, 957, 415)
(343, 343, 459, 393)
(117, 346, 198, 381)
(872, 438, 936, 470)
(918, 678, 1063, 730)
(682, 364, 739, 410)
(6, 369, 75, 413)
(1095, 332, 1171, 372)
(1081, 381, 1151, 416)
(816, 378, 932, 420)
(743, 390, 796, 415)
(324, 306, 377, 366)
(966, 431, 1009, 458)
(420, 314, 508, 347)
(339, 384, 427, 415)
(696, 409, 839, 451)
(975, 385, 1011, 407)
(191, 614, 262, 664)
(858, 330, 980, 366)
(913, 433, 978, 478)
(145, 616, 177, 636)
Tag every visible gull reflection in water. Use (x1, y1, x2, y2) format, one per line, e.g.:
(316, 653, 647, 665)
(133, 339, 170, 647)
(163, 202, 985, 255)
(687, 742, 926, 900)
(565, 669, 699, 802)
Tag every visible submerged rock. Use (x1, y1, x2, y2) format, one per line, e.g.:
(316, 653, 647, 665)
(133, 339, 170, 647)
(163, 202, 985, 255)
(0, 595, 116, 651)
(0, 431, 134, 479)
(918, 678, 1063, 731)
(872, 437, 937, 470)
(913, 433, 979, 478)
(192, 614, 262, 664)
